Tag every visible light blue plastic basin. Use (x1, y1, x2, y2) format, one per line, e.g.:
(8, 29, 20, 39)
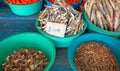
(68, 33, 120, 71)
(5, 0, 43, 16)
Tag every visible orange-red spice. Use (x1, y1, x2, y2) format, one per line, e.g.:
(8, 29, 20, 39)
(49, 0, 80, 4)
(7, 0, 39, 5)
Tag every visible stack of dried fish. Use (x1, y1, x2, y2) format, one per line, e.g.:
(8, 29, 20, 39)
(38, 0, 84, 36)
(85, 0, 120, 32)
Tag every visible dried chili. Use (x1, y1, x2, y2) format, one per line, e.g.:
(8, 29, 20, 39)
(49, 0, 80, 4)
(7, 0, 39, 5)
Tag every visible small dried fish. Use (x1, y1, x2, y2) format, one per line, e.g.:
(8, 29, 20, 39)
(74, 10, 80, 17)
(95, 6, 108, 30)
(68, 17, 74, 25)
(96, 10, 104, 29)
(90, 4, 97, 26)
(114, 6, 120, 31)
(85, 0, 95, 18)
(105, 0, 114, 19)
(101, 18, 108, 30)
(96, 0, 106, 16)
(39, 8, 49, 19)
(102, 0, 110, 16)
(109, 0, 116, 9)
(78, 20, 84, 31)
(105, 14, 114, 31)
(38, 0, 85, 36)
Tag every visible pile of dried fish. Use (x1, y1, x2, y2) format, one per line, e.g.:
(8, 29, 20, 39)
(85, 0, 120, 32)
(74, 42, 120, 71)
(38, 0, 84, 36)
(2, 48, 48, 71)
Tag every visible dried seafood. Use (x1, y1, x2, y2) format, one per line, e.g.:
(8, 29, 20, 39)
(85, 0, 120, 32)
(38, 0, 84, 36)
(74, 42, 120, 71)
(2, 48, 48, 71)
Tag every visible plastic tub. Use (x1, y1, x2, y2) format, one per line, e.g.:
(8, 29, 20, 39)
(45, 0, 82, 10)
(83, 11, 120, 39)
(68, 33, 120, 71)
(35, 20, 87, 48)
(0, 32, 56, 71)
(4, 0, 43, 16)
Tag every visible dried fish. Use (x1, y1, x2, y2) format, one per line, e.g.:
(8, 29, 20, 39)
(105, 14, 113, 31)
(96, 0, 106, 16)
(90, 4, 97, 26)
(105, 0, 114, 19)
(39, 8, 49, 19)
(109, 0, 116, 9)
(97, 9, 108, 30)
(85, 0, 120, 32)
(2, 49, 48, 71)
(96, 10, 104, 29)
(85, 0, 95, 18)
(78, 20, 84, 31)
(101, 17, 108, 30)
(114, 6, 120, 31)
(38, 0, 85, 37)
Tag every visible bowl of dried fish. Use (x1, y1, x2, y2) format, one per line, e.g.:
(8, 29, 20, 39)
(84, 0, 120, 39)
(0, 32, 56, 71)
(4, 0, 43, 16)
(68, 33, 120, 71)
(36, 20, 87, 48)
(36, 0, 87, 48)
(45, 0, 82, 10)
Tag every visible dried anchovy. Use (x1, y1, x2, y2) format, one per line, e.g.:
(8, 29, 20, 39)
(74, 42, 120, 71)
(85, 0, 120, 32)
(38, 0, 84, 36)
(2, 48, 48, 71)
